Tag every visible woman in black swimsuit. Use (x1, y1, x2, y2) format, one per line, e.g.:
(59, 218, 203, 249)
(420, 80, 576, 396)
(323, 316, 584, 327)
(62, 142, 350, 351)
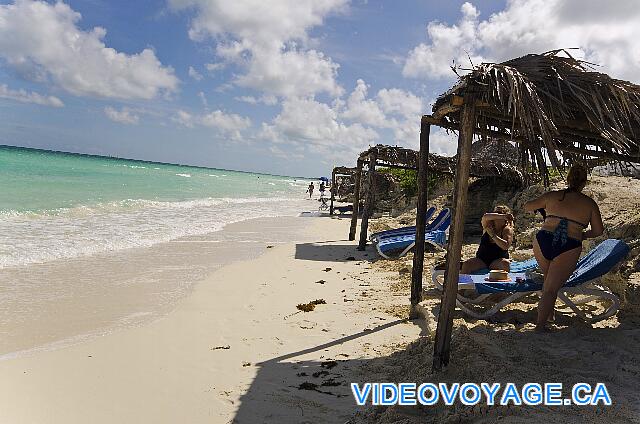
(461, 205, 514, 274)
(524, 164, 604, 332)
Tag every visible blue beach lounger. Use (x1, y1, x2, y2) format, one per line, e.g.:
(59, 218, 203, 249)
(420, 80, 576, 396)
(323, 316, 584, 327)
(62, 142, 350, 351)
(430, 239, 629, 322)
(431, 257, 540, 282)
(369, 206, 438, 242)
(375, 211, 452, 259)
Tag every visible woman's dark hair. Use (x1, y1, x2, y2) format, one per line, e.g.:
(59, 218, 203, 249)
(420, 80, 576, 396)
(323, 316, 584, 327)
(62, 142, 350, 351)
(561, 163, 588, 200)
(567, 163, 588, 191)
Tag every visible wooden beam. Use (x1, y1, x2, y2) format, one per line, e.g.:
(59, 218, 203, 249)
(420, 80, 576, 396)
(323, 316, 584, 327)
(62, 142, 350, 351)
(410, 119, 431, 319)
(426, 116, 640, 164)
(433, 104, 460, 121)
(349, 160, 363, 240)
(432, 95, 477, 371)
(358, 152, 377, 250)
(329, 169, 336, 215)
(451, 95, 464, 106)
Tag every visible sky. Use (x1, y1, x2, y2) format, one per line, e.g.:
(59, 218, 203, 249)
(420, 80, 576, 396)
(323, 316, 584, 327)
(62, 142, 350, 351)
(2, 0, 640, 177)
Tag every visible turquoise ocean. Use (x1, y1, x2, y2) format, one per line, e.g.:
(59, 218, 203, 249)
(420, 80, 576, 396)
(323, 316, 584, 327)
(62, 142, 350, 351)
(0, 145, 309, 268)
(0, 145, 316, 356)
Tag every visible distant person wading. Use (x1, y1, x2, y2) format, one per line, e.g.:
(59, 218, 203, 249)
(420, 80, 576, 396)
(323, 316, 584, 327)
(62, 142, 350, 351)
(307, 182, 314, 199)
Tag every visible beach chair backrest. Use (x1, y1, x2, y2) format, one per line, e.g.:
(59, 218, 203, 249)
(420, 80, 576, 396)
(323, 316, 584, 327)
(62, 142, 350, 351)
(566, 239, 630, 287)
(426, 208, 450, 232)
(424, 206, 436, 223)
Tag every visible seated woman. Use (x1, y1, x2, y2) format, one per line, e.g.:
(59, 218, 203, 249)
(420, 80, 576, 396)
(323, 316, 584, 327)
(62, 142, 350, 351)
(524, 164, 604, 332)
(461, 205, 514, 274)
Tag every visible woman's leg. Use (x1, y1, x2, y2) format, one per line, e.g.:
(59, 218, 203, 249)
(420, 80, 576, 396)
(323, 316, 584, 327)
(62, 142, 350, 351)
(461, 257, 486, 274)
(535, 246, 582, 331)
(532, 236, 550, 275)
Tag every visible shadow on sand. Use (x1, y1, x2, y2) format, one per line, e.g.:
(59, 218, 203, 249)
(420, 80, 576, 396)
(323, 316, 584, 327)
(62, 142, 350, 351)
(231, 300, 640, 424)
(294, 240, 377, 262)
(231, 318, 430, 424)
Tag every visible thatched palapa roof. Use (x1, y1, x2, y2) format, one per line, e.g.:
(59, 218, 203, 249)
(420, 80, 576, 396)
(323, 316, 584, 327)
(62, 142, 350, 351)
(430, 50, 640, 183)
(331, 166, 358, 176)
(358, 143, 523, 183)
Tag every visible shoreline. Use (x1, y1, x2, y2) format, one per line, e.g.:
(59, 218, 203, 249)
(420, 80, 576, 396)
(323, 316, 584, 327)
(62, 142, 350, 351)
(0, 214, 422, 423)
(0, 212, 312, 360)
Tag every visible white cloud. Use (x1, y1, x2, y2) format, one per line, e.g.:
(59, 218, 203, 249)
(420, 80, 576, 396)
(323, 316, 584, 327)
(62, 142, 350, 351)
(0, 0, 178, 99)
(403, 0, 640, 83)
(200, 110, 251, 132)
(188, 66, 203, 81)
(169, 0, 347, 98)
(259, 97, 379, 160)
(205, 62, 225, 72)
(173, 109, 251, 139)
(173, 110, 195, 128)
(403, 2, 482, 79)
(341, 79, 386, 126)
(235, 95, 278, 106)
(198, 91, 208, 108)
(0, 83, 63, 107)
(376, 88, 423, 119)
(235, 48, 342, 98)
(428, 128, 458, 156)
(258, 98, 380, 162)
(104, 106, 139, 124)
(257, 79, 431, 159)
(169, 0, 348, 47)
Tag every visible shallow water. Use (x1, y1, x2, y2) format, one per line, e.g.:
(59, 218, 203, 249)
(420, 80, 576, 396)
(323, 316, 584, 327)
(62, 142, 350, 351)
(0, 146, 320, 358)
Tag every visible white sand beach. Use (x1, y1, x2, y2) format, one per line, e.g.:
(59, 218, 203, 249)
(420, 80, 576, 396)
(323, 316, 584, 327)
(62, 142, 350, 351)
(1, 190, 639, 423)
(5, 1, 640, 423)
(0, 215, 423, 423)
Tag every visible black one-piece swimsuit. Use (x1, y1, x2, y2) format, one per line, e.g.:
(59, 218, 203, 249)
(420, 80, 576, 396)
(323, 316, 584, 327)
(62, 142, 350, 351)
(476, 231, 509, 268)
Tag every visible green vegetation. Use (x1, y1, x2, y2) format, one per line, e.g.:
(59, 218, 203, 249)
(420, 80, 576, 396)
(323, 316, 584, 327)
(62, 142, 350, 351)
(379, 168, 446, 197)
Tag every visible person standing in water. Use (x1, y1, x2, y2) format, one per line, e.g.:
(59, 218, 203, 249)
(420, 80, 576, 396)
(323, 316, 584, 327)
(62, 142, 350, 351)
(524, 164, 604, 332)
(307, 182, 315, 199)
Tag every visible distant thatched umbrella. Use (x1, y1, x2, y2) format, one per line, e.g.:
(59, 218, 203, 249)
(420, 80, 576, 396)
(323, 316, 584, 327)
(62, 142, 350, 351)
(470, 138, 520, 167)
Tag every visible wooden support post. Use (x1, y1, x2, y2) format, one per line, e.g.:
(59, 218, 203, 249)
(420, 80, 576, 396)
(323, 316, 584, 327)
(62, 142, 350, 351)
(330, 169, 336, 215)
(358, 152, 377, 250)
(349, 159, 364, 240)
(410, 119, 431, 319)
(432, 97, 477, 371)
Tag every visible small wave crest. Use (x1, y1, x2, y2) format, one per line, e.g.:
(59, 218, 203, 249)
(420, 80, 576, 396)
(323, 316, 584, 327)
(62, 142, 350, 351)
(0, 196, 303, 268)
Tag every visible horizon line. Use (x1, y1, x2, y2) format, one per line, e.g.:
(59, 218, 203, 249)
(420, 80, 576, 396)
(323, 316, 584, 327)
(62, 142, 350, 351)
(0, 144, 318, 180)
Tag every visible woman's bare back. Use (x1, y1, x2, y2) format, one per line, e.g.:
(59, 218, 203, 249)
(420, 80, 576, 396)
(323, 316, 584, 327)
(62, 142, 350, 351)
(541, 190, 600, 239)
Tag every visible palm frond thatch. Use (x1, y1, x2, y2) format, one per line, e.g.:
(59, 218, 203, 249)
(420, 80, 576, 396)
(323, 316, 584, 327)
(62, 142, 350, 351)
(432, 50, 640, 184)
(357, 143, 524, 184)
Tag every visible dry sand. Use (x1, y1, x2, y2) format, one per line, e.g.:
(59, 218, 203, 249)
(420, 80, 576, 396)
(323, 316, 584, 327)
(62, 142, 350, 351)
(0, 215, 424, 424)
(354, 175, 640, 424)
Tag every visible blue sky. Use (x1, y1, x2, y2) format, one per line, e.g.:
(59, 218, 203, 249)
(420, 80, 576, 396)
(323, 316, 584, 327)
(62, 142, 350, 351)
(1, 0, 639, 176)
